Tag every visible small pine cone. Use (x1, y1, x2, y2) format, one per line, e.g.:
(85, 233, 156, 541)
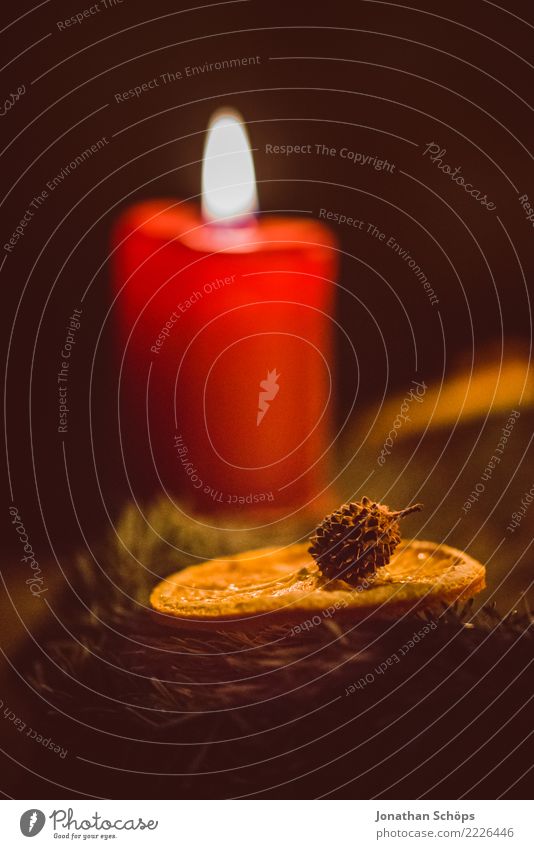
(309, 496, 423, 587)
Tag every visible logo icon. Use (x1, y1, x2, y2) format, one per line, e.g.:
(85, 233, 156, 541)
(257, 368, 280, 425)
(20, 810, 46, 837)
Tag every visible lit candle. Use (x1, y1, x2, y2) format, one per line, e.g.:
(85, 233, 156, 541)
(112, 109, 338, 514)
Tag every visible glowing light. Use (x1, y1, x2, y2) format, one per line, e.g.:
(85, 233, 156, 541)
(201, 108, 258, 223)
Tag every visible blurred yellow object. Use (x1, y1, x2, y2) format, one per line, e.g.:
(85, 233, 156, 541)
(370, 354, 532, 442)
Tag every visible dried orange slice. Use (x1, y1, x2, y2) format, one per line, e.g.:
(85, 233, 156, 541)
(150, 540, 485, 630)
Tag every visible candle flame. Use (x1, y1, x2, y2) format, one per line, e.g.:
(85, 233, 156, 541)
(201, 108, 258, 223)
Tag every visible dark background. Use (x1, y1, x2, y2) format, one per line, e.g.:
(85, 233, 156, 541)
(1, 0, 534, 799)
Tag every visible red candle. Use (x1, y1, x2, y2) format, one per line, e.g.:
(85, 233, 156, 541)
(112, 110, 338, 515)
